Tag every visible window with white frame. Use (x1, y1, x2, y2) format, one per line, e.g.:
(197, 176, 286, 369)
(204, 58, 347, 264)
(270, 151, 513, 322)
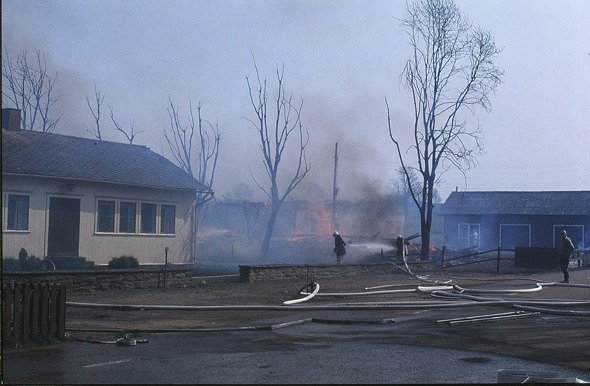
(160, 204, 175, 234)
(97, 200, 116, 232)
(553, 225, 584, 250)
(458, 223, 480, 248)
(95, 199, 176, 235)
(140, 203, 157, 234)
(7, 194, 29, 230)
(119, 201, 137, 233)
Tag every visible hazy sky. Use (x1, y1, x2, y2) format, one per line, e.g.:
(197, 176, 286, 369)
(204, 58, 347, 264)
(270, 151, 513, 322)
(3, 0, 589, 202)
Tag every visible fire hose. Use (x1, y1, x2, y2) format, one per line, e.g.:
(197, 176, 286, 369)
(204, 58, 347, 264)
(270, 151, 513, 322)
(65, 332, 148, 345)
(282, 282, 320, 304)
(65, 273, 590, 341)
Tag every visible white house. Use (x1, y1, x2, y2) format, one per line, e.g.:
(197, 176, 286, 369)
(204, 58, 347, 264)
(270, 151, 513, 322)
(2, 108, 210, 267)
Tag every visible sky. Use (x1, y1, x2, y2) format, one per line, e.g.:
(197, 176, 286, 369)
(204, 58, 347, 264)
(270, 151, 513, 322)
(3, 0, 590, 203)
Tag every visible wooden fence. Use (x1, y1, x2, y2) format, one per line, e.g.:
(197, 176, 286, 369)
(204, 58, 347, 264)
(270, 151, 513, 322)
(2, 282, 66, 344)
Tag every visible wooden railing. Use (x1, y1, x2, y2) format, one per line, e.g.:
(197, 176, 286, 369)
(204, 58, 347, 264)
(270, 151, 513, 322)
(439, 247, 587, 273)
(2, 282, 66, 345)
(440, 247, 514, 273)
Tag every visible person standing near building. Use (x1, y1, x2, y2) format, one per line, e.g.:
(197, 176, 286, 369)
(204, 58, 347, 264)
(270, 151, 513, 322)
(333, 231, 346, 265)
(558, 229, 575, 283)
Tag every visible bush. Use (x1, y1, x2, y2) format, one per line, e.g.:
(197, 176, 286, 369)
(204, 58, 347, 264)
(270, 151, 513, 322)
(3, 248, 45, 271)
(23, 255, 44, 271)
(108, 255, 140, 269)
(3, 257, 22, 272)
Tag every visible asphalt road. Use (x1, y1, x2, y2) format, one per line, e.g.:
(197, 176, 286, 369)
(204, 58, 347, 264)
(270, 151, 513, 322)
(3, 313, 589, 384)
(3, 312, 590, 384)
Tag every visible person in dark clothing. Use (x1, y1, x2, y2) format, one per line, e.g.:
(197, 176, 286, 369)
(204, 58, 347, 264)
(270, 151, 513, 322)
(395, 235, 410, 261)
(395, 235, 405, 259)
(333, 231, 346, 265)
(558, 229, 575, 283)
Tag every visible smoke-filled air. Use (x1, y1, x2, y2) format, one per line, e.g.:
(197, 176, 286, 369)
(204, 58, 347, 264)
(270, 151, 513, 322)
(3, 0, 589, 270)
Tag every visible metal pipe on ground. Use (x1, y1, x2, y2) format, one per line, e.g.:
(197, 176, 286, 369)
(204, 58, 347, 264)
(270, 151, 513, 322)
(436, 311, 526, 324)
(447, 312, 540, 326)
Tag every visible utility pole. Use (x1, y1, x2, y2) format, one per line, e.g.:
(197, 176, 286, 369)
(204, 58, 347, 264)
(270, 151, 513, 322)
(332, 143, 339, 227)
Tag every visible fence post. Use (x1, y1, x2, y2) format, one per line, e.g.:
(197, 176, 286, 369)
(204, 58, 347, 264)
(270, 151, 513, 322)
(56, 284, 66, 339)
(49, 284, 59, 338)
(497, 247, 501, 273)
(13, 283, 23, 341)
(3, 284, 14, 343)
(40, 284, 49, 336)
(31, 283, 41, 339)
(22, 283, 32, 341)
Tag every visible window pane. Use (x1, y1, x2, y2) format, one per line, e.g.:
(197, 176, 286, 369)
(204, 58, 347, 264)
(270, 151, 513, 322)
(141, 203, 157, 233)
(97, 200, 115, 232)
(458, 224, 470, 248)
(161, 205, 176, 234)
(8, 195, 29, 230)
(119, 202, 136, 233)
(458, 224, 468, 238)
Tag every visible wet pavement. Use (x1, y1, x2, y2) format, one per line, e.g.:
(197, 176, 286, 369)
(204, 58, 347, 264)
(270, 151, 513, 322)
(4, 311, 590, 384)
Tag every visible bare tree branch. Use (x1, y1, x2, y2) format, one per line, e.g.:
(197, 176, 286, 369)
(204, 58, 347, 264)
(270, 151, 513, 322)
(2, 47, 62, 132)
(163, 98, 220, 216)
(86, 81, 104, 140)
(109, 106, 144, 144)
(164, 99, 195, 175)
(244, 55, 311, 261)
(388, 0, 503, 260)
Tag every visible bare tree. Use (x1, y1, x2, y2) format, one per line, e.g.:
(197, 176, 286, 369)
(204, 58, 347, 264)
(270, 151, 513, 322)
(86, 81, 104, 140)
(387, 0, 503, 260)
(163, 98, 219, 212)
(245, 58, 311, 261)
(2, 47, 62, 132)
(109, 106, 144, 144)
(393, 166, 441, 206)
(395, 166, 420, 200)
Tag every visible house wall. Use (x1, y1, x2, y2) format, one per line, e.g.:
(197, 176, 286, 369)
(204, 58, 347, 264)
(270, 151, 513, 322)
(2, 175, 197, 265)
(443, 214, 589, 250)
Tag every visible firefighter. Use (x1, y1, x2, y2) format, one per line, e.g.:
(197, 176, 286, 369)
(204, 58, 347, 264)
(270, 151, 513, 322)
(395, 235, 409, 260)
(333, 231, 346, 264)
(558, 229, 575, 283)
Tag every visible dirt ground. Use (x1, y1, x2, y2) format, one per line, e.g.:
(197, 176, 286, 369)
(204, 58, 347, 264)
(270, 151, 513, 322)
(57, 267, 590, 376)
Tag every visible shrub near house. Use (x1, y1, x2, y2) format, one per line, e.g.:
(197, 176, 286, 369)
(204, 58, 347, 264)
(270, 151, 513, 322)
(108, 255, 140, 269)
(3, 248, 45, 272)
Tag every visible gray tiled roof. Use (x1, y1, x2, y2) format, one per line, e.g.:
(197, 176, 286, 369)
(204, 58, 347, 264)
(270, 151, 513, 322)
(2, 129, 210, 192)
(439, 191, 590, 216)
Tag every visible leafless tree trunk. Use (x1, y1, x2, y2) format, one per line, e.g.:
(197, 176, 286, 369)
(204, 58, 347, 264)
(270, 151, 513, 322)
(2, 47, 62, 132)
(86, 81, 104, 140)
(245, 58, 311, 261)
(163, 98, 219, 217)
(387, 0, 503, 260)
(109, 106, 144, 144)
